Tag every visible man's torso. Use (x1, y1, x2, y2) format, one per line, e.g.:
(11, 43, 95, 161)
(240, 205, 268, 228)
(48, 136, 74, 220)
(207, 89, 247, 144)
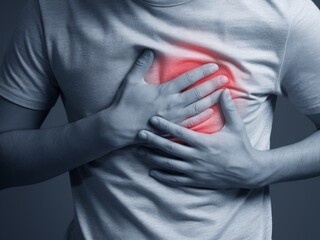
(38, 0, 294, 239)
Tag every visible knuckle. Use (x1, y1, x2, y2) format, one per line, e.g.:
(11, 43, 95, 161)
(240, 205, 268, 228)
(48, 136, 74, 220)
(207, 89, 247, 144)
(175, 94, 185, 106)
(192, 88, 202, 100)
(181, 117, 193, 128)
(184, 72, 194, 85)
(193, 102, 200, 114)
(162, 83, 175, 95)
(165, 143, 174, 153)
(134, 57, 147, 69)
(169, 177, 178, 185)
(159, 84, 170, 95)
(194, 153, 205, 163)
(165, 160, 173, 169)
(184, 120, 194, 128)
(167, 101, 177, 112)
(175, 127, 184, 137)
(226, 102, 237, 112)
(157, 102, 176, 117)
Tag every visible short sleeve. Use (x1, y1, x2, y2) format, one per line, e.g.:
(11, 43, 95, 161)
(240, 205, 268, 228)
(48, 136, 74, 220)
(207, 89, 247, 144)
(0, 0, 61, 110)
(278, 0, 320, 115)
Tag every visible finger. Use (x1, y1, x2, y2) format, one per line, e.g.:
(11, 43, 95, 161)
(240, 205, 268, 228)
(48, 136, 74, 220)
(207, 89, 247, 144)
(138, 129, 194, 158)
(181, 75, 228, 105)
(149, 116, 200, 146)
(149, 170, 194, 187)
(125, 49, 155, 84)
(220, 89, 243, 129)
(166, 63, 219, 92)
(137, 147, 192, 173)
(180, 108, 214, 128)
(182, 89, 224, 119)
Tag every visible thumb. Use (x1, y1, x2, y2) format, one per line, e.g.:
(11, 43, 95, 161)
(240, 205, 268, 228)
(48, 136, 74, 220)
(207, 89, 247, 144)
(126, 49, 154, 84)
(220, 89, 243, 129)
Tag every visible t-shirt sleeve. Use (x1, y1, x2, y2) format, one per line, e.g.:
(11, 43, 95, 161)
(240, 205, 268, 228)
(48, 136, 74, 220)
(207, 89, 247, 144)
(0, 0, 61, 110)
(277, 0, 320, 115)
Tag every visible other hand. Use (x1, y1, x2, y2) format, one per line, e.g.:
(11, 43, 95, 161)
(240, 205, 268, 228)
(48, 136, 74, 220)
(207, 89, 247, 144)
(137, 89, 270, 189)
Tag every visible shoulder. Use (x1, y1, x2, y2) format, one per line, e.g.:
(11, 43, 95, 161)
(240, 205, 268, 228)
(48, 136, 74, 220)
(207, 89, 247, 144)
(262, 0, 315, 26)
(268, 0, 318, 24)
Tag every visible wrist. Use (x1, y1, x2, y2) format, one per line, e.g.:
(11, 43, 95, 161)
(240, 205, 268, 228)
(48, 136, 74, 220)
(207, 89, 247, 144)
(254, 148, 282, 187)
(96, 106, 134, 151)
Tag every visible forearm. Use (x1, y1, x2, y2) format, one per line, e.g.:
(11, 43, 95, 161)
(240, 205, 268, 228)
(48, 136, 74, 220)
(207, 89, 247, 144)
(263, 129, 320, 185)
(0, 110, 114, 189)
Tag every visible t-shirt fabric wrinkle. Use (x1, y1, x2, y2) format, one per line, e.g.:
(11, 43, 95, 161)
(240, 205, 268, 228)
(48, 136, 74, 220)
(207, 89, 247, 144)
(0, 0, 320, 239)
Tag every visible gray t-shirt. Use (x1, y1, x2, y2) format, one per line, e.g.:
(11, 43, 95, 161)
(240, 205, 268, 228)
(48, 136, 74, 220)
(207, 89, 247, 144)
(1, 0, 320, 239)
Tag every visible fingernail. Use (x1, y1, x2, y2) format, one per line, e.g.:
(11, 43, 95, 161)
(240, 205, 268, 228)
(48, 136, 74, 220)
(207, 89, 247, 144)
(144, 49, 153, 58)
(219, 76, 228, 85)
(138, 131, 148, 140)
(150, 116, 159, 125)
(208, 63, 219, 72)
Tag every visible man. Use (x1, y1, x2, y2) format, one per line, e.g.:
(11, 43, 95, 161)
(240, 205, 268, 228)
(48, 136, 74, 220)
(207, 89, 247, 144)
(0, 0, 320, 239)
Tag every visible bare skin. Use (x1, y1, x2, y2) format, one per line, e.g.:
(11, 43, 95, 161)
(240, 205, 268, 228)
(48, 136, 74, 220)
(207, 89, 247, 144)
(0, 50, 227, 190)
(3, 48, 319, 192)
(137, 90, 320, 189)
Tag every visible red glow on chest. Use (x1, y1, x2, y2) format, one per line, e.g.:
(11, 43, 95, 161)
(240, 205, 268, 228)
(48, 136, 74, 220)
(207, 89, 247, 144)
(144, 47, 237, 134)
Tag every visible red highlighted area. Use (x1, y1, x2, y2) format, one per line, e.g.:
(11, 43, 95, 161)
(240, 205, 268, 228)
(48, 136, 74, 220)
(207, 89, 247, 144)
(145, 50, 235, 134)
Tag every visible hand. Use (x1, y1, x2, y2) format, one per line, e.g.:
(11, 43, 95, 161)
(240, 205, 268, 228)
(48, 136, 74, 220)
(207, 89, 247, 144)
(100, 49, 228, 150)
(137, 89, 270, 189)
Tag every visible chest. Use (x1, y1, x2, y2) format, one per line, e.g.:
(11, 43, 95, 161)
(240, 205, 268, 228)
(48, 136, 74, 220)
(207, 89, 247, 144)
(49, 2, 286, 121)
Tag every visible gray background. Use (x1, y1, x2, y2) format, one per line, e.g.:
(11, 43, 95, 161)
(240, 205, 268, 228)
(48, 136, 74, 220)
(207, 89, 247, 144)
(0, 1, 319, 239)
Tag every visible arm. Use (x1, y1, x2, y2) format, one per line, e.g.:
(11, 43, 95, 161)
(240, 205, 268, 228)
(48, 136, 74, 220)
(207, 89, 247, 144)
(136, 0, 320, 190)
(262, 113, 320, 185)
(0, 96, 108, 190)
(136, 91, 320, 189)
(265, 0, 320, 185)
(0, 50, 226, 190)
(0, 0, 228, 189)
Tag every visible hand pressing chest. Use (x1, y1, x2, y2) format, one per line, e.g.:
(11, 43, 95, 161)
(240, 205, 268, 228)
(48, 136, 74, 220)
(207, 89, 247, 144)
(47, 0, 284, 133)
